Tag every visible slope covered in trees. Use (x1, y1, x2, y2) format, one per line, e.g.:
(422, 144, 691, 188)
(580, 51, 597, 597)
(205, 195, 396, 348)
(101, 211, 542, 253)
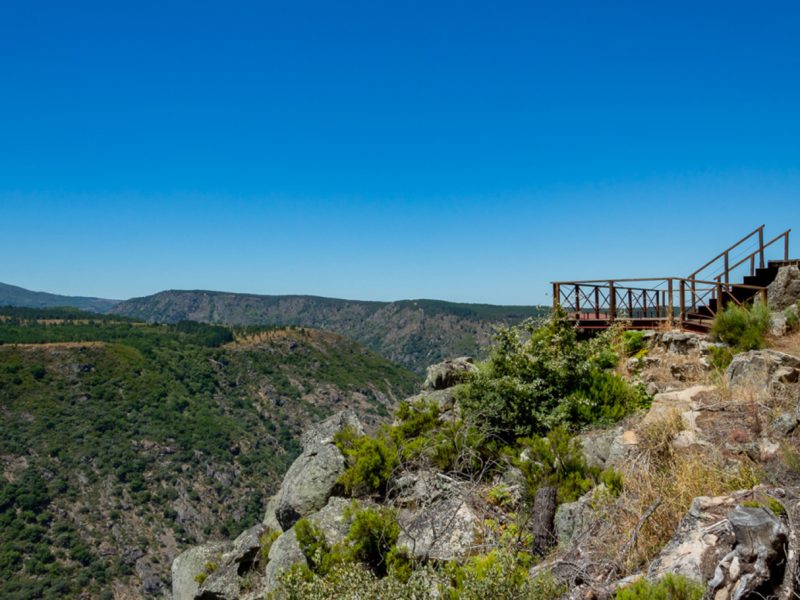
(0, 307, 418, 598)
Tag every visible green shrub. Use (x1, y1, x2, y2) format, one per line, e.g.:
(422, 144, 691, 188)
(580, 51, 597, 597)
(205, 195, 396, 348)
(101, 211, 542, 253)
(711, 301, 771, 352)
(457, 312, 647, 440)
(615, 573, 703, 600)
(260, 529, 281, 562)
(708, 345, 733, 370)
(343, 505, 400, 576)
(786, 306, 799, 331)
(335, 428, 399, 498)
(294, 519, 333, 575)
(515, 426, 597, 504)
(443, 551, 564, 600)
(622, 331, 647, 356)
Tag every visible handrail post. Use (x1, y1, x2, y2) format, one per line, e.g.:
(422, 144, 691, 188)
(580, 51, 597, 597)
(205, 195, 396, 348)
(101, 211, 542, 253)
(609, 281, 616, 322)
(759, 226, 765, 268)
(724, 251, 729, 284)
(786, 231, 790, 260)
(643, 290, 648, 318)
(594, 287, 600, 319)
(679, 279, 686, 328)
(553, 283, 560, 310)
(628, 289, 633, 319)
(750, 255, 755, 277)
(690, 277, 696, 312)
(574, 285, 580, 316)
(715, 282, 723, 316)
(668, 279, 674, 325)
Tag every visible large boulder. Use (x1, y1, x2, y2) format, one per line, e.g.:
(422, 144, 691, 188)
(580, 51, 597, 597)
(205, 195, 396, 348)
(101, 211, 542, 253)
(171, 542, 229, 600)
(554, 487, 602, 547)
(264, 496, 356, 593)
(263, 411, 363, 531)
(422, 357, 477, 391)
(195, 524, 265, 599)
(726, 350, 800, 395)
(394, 471, 479, 561)
(768, 265, 800, 311)
(708, 505, 788, 599)
(648, 494, 739, 582)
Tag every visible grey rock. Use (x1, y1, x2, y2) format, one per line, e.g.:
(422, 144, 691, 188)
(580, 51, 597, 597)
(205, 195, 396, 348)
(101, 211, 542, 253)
(554, 487, 601, 546)
(771, 313, 789, 337)
(773, 411, 799, 436)
(397, 494, 479, 561)
(726, 349, 800, 394)
(768, 265, 800, 311)
(708, 505, 788, 600)
(264, 496, 356, 594)
(300, 410, 364, 451)
(422, 357, 477, 391)
(171, 542, 229, 600)
(579, 427, 624, 470)
(402, 388, 458, 413)
(648, 494, 739, 582)
(658, 331, 706, 355)
(263, 527, 304, 594)
(264, 411, 362, 530)
(194, 524, 267, 599)
(273, 443, 346, 531)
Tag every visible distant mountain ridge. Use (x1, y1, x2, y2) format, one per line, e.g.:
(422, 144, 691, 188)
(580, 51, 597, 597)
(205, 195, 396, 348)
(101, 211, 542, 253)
(111, 290, 549, 373)
(0, 281, 119, 313)
(0, 282, 548, 373)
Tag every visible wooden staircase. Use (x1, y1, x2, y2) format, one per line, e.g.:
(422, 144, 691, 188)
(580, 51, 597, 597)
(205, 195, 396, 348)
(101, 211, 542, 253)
(552, 225, 797, 333)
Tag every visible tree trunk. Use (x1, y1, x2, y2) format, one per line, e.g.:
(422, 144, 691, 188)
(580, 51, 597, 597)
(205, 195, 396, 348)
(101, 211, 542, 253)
(532, 485, 558, 556)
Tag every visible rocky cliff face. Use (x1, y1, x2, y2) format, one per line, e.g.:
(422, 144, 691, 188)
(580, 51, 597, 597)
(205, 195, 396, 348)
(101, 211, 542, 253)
(172, 324, 800, 600)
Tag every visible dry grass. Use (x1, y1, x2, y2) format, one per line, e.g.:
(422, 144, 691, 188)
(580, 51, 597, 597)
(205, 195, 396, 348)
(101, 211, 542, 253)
(586, 412, 760, 573)
(767, 327, 800, 357)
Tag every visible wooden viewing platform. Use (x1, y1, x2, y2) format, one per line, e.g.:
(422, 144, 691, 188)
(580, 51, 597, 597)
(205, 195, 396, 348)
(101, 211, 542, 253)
(552, 225, 798, 333)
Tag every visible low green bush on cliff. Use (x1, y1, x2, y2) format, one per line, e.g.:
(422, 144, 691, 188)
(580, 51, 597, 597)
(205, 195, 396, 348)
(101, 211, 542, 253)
(456, 311, 648, 440)
(615, 574, 703, 600)
(711, 300, 771, 353)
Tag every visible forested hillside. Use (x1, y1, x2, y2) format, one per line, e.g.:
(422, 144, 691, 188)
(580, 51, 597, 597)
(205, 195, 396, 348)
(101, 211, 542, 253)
(0, 307, 418, 599)
(111, 290, 548, 373)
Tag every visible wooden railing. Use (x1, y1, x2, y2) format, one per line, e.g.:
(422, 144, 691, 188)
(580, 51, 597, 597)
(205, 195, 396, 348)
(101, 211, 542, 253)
(688, 224, 790, 284)
(552, 278, 768, 329)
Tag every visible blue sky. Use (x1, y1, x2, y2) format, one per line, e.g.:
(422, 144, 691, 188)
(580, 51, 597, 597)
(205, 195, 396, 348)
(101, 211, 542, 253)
(1, 1, 798, 304)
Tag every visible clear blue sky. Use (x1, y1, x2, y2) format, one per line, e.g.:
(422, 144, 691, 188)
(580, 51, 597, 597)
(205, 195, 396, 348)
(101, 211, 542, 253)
(1, 1, 798, 304)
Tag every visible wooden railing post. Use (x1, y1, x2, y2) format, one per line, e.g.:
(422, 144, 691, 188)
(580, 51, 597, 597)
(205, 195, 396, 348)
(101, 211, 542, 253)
(715, 282, 723, 316)
(759, 226, 765, 268)
(594, 287, 600, 319)
(609, 281, 616, 321)
(627, 289, 633, 319)
(679, 279, 686, 327)
(750, 255, 755, 276)
(553, 283, 560, 310)
(690, 278, 696, 312)
(724, 251, 729, 284)
(786, 231, 790, 260)
(668, 279, 674, 325)
(574, 285, 580, 316)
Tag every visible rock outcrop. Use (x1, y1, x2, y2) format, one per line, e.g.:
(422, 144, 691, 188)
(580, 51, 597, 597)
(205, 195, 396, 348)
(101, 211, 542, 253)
(172, 542, 229, 600)
(726, 349, 800, 394)
(422, 357, 477, 391)
(263, 410, 363, 532)
(768, 265, 800, 311)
